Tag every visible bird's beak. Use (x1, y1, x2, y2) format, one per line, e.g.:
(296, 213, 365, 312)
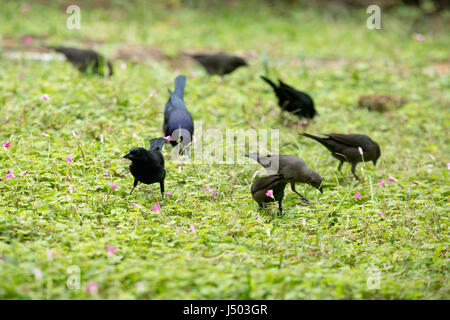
(123, 153, 132, 160)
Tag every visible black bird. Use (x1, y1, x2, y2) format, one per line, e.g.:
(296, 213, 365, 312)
(251, 174, 287, 216)
(163, 75, 194, 153)
(301, 133, 381, 181)
(186, 52, 248, 76)
(48, 46, 113, 76)
(123, 137, 166, 197)
(245, 153, 323, 203)
(260, 76, 316, 119)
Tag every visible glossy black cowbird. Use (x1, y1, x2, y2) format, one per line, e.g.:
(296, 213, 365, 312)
(186, 52, 247, 76)
(48, 46, 113, 76)
(163, 75, 194, 153)
(301, 133, 381, 181)
(123, 137, 166, 197)
(251, 174, 287, 216)
(260, 76, 316, 119)
(245, 153, 323, 203)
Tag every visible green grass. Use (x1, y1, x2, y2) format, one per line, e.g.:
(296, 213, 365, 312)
(0, 1, 449, 299)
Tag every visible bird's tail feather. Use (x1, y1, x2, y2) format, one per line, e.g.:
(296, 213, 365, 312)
(260, 76, 277, 90)
(149, 138, 167, 152)
(301, 133, 331, 148)
(174, 75, 187, 98)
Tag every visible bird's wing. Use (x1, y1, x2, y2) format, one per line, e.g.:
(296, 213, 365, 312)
(326, 134, 365, 148)
(251, 174, 284, 194)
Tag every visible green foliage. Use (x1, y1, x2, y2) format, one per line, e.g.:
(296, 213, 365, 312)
(0, 2, 449, 299)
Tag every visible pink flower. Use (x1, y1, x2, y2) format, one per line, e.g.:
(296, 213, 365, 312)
(414, 33, 424, 42)
(378, 179, 386, 187)
(302, 218, 306, 226)
(21, 170, 29, 176)
(130, 203, 141, 208)
(192, 135, 197, 143)
(164, 136, 172, 141)
(205, 185, 210, 191)
(66, 175, 70, 182)
(165, 191, 173, 195)
(255, 216, 259, 220)
(209, 189, 217, 195)
(41, 94, 49, 101)
(412, 181, 419, 185)
(86, 282, 98, 294)
(101, 173, 109, 177)
(6, 170, 14, 180)
(189, 224, 196, 232)
(265, 189, 274, 197)
(110, 183, 117, 190)
(388, 176, 397, 182)
(72, 130, 77, 137)
(18, 73, 24, 79)
(151, 204, 160, 212)
(106, 246, 116, 254)
(266, 229, 271, 236)
(377, 211, 383, 217)
(358, 147, 363, 155)
(66, 156, 73, 162)
(68, 186, 73, 193)
(120, 63, 126, 70)
(100, 134, 104, 143)
(41, 133, 49, 137)
(353, 192, 361, 199)
(150, 90, 157, 97)
(401, 116, 408, 121)
(24, 36, 33, 44)
(132, 133, 137, 138)
(2, 141, 11, 150)
(427, 154, 435, 160)
(413, 225, 420, 230)
(447, 163, 450, 170)
(189, 72, 195, 78)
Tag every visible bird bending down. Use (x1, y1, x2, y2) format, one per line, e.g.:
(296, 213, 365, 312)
(260, 76, 316, 119)
(48, 46, 113, 76)
(251, 174, 287, 216)
(163, 75, 194, 154)
(123, 137, 167, 197)
(245, 153, 323, 203)
(301, 133, 381, 181)
(186, 52, 248, 76)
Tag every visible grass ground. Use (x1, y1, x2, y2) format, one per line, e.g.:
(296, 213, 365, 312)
(0, 1, 449, 299)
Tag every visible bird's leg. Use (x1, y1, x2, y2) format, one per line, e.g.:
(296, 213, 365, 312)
(351, 163, 361, 181)
(160, 181, 165, 200)
(278, 201, 283, 217)
(129, 179, 138, 195)
(291, 182, 309, 203)
(338, 161, 343, 172)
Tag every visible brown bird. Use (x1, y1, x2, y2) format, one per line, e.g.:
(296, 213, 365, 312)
(301, 133, 381, 181)
(251, 174, 287, 216)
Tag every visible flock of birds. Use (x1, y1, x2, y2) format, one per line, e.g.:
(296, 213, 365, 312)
(47, 46, 381, 215)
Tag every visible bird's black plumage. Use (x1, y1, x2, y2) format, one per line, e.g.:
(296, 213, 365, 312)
(245, 153, 323, 203)
(163, 75, 194, 152)
(187, 52, 248, 76)
(123, 137, 167, 197)
(260, 76, 316, 119)
(49, 46, 113, 76)
(251, 174, 287, 215)
(301, 133, 381, 181)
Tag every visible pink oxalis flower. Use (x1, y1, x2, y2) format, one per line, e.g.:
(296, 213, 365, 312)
(209, 189, 217, 195)
(21, 170, 29, 176)
(24, 36, 33, 45)
(164, 136, 172, 141)
(265, 189, 274, 197)
(106, 246, 116, 254)
(100, 134, 104, 143)
(413, 225, 420, 230)
(302, 218, 306, 226)
(3, 141, 11, 150)
(165, 191, 173, 195)
(412, 181, 419, 185)
(86, 282, 98, 294)
(110, 183, 117, 190)
(68, 186, 73, 193)
(358, 147, 363, 155)
(427, 154, 435, 160)
(447, 163, 450, 170)
(414, 33, 424, 42)
(66, 156, 73, 162)
(353, 192, 361, 199)
(6, 170, 14, 180)
(41, 94, 49, 101)
(41, 133, 49, 137)
(388, 176, 397, 182)
(378, 179, 386, 187)
(151, 204, 160, 212)
(120, 63, 126, 70)
(377, 211, 383, 217)
(189, 224, 196, 232)
(66, 175, 70, 182)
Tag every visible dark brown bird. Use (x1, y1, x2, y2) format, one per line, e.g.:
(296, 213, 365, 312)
(186, 52, 247, 76)
(49, 46, 113, 76)
(245, 153, 323, 203)
(301, 133, 381, 181)
(251, 174, 287, 216)
(261, 76, 316, 119)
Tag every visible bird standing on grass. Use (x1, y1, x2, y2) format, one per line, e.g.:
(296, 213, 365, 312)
(260, 76, 316, 119)
(48, 46, 113, 76)
(245, 153, 323, 203)
(163, 75, 194, 154)
(123, 137, 167, 197)
(186, 52, 248, 76)
(251, 174, 287, 216)
(301, 133, 381, 181)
